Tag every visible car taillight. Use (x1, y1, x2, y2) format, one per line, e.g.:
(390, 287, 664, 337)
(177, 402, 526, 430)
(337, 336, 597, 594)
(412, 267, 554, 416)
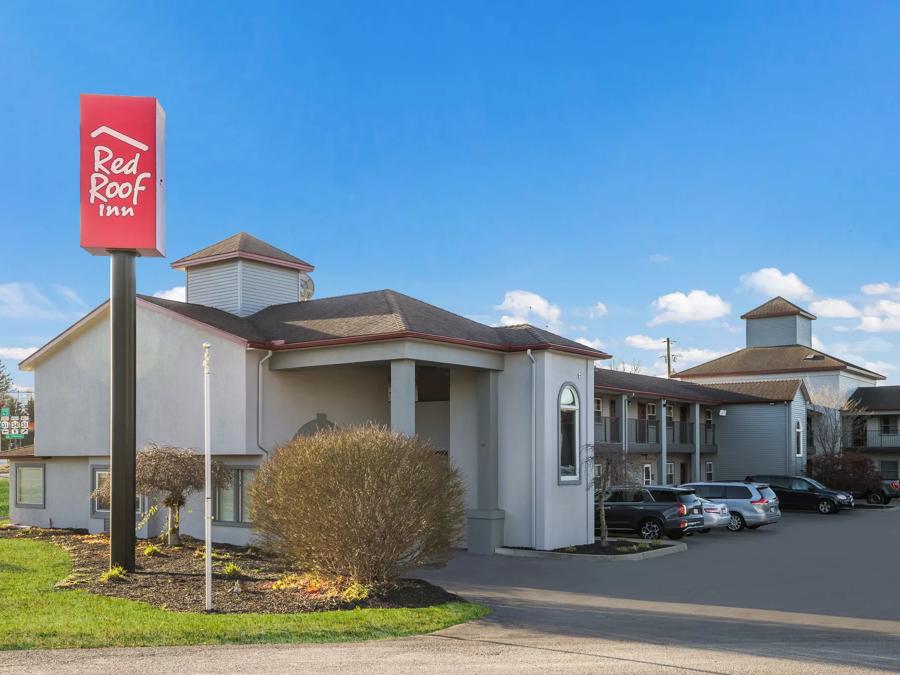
(750, 497, 767, 505)
(892, 481, 900, 490)
(677, 504, 687, 516)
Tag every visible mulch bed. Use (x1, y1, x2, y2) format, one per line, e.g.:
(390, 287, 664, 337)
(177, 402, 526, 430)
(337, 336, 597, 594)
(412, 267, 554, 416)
(0, 526, 461, 614)
(551, 540, 669, 555)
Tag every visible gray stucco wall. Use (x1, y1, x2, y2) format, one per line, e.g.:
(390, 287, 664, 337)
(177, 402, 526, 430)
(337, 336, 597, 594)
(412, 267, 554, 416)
(34, 304, 248, 457)
(714, 403, 791, 479)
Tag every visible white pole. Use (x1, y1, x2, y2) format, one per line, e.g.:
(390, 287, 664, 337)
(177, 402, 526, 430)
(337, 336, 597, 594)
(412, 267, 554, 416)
(203, 342, 212, 612)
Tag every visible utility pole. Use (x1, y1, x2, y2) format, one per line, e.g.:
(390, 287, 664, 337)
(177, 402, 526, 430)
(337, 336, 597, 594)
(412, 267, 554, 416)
(665, 338, 675, 378)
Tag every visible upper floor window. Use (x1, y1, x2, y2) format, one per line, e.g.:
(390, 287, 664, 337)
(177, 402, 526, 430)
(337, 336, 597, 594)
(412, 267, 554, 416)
(646, 403, 657, 419)
(795, 421, 803, 457)
(594, 396, 603, 422)
(559, 385, 579, 482)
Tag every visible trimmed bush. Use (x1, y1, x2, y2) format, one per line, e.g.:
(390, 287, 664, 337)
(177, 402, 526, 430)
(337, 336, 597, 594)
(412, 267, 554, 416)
(99, 566, 127, 583)
(250, 425, 466, 585)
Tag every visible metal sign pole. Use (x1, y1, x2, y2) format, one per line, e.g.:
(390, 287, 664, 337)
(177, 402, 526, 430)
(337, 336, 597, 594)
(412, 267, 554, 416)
(109, 250, 137, 571)
(203, 343, 212, 611)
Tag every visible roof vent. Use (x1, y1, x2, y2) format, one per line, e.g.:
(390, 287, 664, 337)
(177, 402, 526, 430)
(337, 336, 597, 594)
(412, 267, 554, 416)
(804, 354, 825, 361)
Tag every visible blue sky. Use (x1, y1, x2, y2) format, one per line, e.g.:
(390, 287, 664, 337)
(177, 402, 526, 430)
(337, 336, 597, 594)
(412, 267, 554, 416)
(2, 2, 900, 387)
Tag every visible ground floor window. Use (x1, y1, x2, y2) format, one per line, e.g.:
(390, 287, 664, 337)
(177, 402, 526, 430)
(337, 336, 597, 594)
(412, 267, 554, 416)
(15, 464, 44, 508)
(215, 468, 256, 524)
(91, 467, 144, 516)
(705, 461, 714, 482)
(642, 463, 653, 486)
(880, 460, 899, 480)
(665, 462, 674, 486)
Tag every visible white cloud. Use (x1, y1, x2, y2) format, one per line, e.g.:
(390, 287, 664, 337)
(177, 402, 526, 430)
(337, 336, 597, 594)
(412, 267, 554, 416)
(833, 325, 851, 332)
(649, 253, 671, 263)
(809, 298, 860, 319)
(0, 283, 62, 319)
(739, 268, 814, 301)
(648, 290, 731, 326)
(862, 282, 900, 298)
(52, 284, 86, 309)
(496, 290, 562, 331)
(855, 299, 900, 333)
(812, 335, 828, 352)
(673, 347, 728, 368)
(862, 360, 896, 373)
(153, 286, 186, 302)
(0, 346, 38, 361)
(625, 334, 665, 350)
(588, 302, 608, 319)
(575, 337, 607, 351)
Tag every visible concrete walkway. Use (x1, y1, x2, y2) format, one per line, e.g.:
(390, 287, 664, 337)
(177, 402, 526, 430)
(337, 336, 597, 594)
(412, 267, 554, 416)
(4, 508, 900, 674)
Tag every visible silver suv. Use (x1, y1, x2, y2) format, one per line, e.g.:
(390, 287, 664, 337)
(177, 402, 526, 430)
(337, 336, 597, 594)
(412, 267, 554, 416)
(679, 481, 781, 532)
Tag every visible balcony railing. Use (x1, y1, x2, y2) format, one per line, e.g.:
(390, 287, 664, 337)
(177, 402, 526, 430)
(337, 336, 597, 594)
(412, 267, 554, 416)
(594, 417, 715, 447)
(843, 429, 900, 449)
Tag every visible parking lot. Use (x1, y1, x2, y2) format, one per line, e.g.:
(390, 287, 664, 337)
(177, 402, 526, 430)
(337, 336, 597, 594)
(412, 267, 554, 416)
(15, 506, 900, 674)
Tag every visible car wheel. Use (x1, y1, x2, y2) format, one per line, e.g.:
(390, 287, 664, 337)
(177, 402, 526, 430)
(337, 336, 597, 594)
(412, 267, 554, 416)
(638, 519, 663, 540)
(867, 492, 886, 505)
(727, 512, 745, 531)
(818, 499, 836, 514)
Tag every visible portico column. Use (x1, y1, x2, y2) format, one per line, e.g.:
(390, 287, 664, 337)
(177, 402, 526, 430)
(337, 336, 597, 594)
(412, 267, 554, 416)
(390, 359, 416, 435)
(659, 398, 667, 485)
(693, 402, 701, 482)
(467, 370, 504, 554)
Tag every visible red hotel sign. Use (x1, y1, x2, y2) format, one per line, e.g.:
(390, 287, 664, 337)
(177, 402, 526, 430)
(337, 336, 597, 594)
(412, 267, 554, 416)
(80, 94, 165, 257)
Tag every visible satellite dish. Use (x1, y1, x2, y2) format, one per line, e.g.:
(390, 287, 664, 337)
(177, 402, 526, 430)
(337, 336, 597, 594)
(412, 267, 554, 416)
(299, 272, 315, 301)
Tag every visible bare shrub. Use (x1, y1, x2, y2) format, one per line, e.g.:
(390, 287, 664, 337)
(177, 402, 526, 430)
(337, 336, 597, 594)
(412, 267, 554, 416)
(250, 425, 466, 585)
(91, 442, 231, 545)
(808, 452, 881, 494)
(585, 445, 642, 547)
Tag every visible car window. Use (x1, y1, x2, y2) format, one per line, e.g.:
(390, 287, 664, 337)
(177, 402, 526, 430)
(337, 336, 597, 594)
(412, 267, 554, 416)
(767, 476, 790, 489)
(691, 485, 708, 498)
(649, 489, 677, 502)
(791, 479, 812, 491)
(725, 485, 752, 499)
(705, 484, 726, 499)
(677, 493, 700, 505)
(759, 487, 778, 501)
(806, 478, 828, 490)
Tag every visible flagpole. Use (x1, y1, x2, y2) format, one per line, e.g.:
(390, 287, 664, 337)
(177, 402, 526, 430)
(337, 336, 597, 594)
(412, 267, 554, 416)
(203, 343, 212, 612)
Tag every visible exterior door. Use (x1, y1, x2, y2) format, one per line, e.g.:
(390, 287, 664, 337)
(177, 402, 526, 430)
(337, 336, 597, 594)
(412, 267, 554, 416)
(680, 463, 688, 485)
(680, 405, 690, 443)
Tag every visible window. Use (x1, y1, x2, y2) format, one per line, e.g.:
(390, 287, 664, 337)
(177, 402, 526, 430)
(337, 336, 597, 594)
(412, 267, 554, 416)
(791, 478, 812, 491)
(705, 461, 714, 482)
(642, 463, 653, 486)
(649, 489, 677, 502)
(705, 484, 726, 499)
(704, 409, 713, 426)
(665, 462, 674, 486)
(880, 461, 899, 480)
(215, 468, 256, 524)
(15, 464, 44, 508)
(666, 405, 673, 419)
(881, 416, 898, 436)
(795, 421, 803, 457)
(725, 485, 752, 500)
(558, 385, 579, 482)
(594, 396, 603, 422)
(646, 403, 657, 419)
(91, 467, 144, 516)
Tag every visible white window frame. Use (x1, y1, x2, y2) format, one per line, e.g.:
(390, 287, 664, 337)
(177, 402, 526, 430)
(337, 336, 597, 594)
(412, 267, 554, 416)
(14, 463, 45, 509)
(594, 396, 603, 422)
(705, 461, 714, 482)
(91, 465, 145, 518)
(795, 420, 803, 457)
(646, 403, 657, 419)
(666, 462, 675, 486)
(558, 385, 581, 484)
(642, 463, 653, 486)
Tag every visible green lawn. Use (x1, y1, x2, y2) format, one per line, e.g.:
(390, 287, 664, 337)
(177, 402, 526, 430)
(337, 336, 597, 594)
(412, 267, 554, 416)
(0, 478, 7, 519)
(0, 538, 486, 650)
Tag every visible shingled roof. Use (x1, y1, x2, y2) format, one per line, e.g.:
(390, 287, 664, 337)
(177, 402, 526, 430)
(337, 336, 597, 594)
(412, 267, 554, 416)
(595, 369, 776, 404)
(170, 233, 314, 272)
(673, 345, 885, 381)
(741, 296, 816, 320)
(849, 386, 900, 411)
(703, 379, 809, 403)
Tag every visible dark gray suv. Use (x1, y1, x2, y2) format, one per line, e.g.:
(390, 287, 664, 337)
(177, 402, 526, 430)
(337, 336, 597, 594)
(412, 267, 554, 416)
(599, 486, 705, 540)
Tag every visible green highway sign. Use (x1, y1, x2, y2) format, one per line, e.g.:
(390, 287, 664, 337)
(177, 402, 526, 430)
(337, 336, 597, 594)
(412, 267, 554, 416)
(7, 435, 24, 440)
(0, 408, 8, 416)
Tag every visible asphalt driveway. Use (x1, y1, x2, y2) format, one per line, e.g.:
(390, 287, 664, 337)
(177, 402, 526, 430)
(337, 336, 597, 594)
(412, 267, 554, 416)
(5, 506, 900, 674)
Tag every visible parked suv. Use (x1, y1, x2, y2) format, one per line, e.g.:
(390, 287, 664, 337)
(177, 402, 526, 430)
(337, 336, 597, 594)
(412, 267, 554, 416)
(855, 479, 900, 505)
(746, 475, 853, 514)
(680, 481, 781, 531)
(599, 486, 705, 540)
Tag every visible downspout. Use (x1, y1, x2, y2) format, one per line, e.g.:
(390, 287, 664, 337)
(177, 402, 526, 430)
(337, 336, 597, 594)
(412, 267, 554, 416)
(256, 349, 273, 457)
(527, 349, 536, 548)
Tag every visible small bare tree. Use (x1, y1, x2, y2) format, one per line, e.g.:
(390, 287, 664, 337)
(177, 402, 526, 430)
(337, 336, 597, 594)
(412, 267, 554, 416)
(604, 359, 644, 374)
(92, 442, 231, 545)
(808, 386, 867, 456)
(585, 444, 641, 547)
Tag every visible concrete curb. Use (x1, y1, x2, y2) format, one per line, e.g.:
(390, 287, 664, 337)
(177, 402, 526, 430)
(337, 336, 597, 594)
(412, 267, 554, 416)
(494, 540, 687, 562)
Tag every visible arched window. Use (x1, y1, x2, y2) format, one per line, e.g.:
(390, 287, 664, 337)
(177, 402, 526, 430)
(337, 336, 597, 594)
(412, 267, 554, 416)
(795, 420, 803, 457)
(559, 385, 580, 482)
